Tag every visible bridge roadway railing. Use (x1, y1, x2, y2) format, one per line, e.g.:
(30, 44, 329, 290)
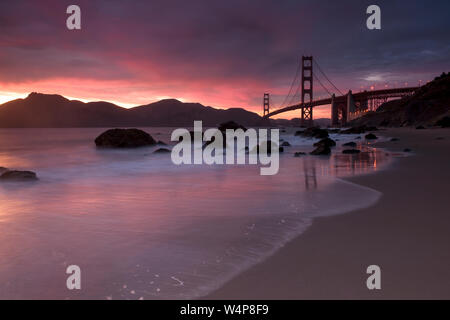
(263, 87, 418, 119)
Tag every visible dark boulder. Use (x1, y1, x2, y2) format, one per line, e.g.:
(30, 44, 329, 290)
(296, 127, 329, 139)
(294, 152, 306, 157)
(341, 125, 378, 134)
(343, 149, 361, 154)
(95, 128, 157, 148)
(0, 170, 38, 181)
(281, 141, 291, 147)
(390, 138, 399, 142)
(153, 148, 171, 153)
(365, 133, 378, 140)
(403, 148, 412, 152)
(343, 142, 357, 147)
(313, 137, 336, 148)
(218, 121, 247, 132)
(435, 116, 450, 128)
(310, 145, 331, 156)
(279, 147, 284, 153)
(416, 125, 426, 130)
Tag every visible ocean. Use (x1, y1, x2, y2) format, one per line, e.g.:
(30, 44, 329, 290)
(0, 127, 390, 299)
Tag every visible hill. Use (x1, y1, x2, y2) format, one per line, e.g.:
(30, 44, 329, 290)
(0, 93, 268, 128)
(350, 72, 450, 127)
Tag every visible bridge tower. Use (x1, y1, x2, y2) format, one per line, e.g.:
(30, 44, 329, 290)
(331, 94, 338, 126)
(301, 56, 313, 127)
(263, 93, 270, 117)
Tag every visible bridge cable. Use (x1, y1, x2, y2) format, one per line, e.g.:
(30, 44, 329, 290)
(313, 60, 344, 96)
(278, 60, 302, 109)
(313, 73, 333, 97)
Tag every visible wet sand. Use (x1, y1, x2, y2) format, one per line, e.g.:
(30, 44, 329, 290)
(207, 128, 450, 299)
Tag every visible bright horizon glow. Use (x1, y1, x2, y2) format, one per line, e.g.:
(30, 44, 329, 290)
(0, 88, 332, 119)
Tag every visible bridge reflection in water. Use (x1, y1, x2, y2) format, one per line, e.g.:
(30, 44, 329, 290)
(292, 147, 391, 191)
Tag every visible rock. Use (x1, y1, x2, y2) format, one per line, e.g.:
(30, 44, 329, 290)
(279, 147, 284, 153)
(294, 152, 306, 157)
(281, 141, 291, 147)
(313, 137, 336, 148)
(153, 148, 171, 153)
(342, 142, 357, 147)
(343, 149, 361, 154)
(403, 148, 412, 152)
(416, 125, 426, 130)
(0, 170, 38, 181)
(95, 128, 156, 148)
(390, 138, 399, 142)
(341, 125, 378, 134)
(365, 133, 378, 140)
(296, 127, 329, 139)
(218, 121, 247, 132)
(435, 137, 445, 140)
(435, 116, 450, 128)
(310, 145, 331, 156)
(355, 136, 362, 140)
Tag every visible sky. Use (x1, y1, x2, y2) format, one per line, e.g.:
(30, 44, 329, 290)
(0, 0, 449, 119)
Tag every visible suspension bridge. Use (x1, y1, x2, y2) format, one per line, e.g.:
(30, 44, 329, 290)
(262, 56, 418, 127)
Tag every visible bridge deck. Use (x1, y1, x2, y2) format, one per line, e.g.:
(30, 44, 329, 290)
(264, 87, 418, 118)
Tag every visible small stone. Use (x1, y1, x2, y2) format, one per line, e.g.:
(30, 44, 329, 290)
(342, 149, 361, 154)
(153, 148, 171, 153)
(365, 133, 378, 140)
(342, 142, 357, 147)
(0, 170, 38, 181)
(310, 145, 331, 156)
(313, 138, 336, 148)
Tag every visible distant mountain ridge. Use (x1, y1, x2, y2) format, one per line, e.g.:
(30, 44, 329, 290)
(0, 93, 267, 128)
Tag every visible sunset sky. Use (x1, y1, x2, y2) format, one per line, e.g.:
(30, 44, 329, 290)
(0, 0, 449, 119)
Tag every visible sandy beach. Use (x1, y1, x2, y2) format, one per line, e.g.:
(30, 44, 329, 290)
(207, 128, 450, 299)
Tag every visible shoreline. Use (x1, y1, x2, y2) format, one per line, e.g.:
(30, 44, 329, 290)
(206, 127, 450, 299)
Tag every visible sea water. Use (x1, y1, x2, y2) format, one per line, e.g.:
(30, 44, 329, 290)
(0, 127, 390, 299)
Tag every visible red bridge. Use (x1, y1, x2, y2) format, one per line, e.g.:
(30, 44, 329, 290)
(262, 56, 418, 126)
